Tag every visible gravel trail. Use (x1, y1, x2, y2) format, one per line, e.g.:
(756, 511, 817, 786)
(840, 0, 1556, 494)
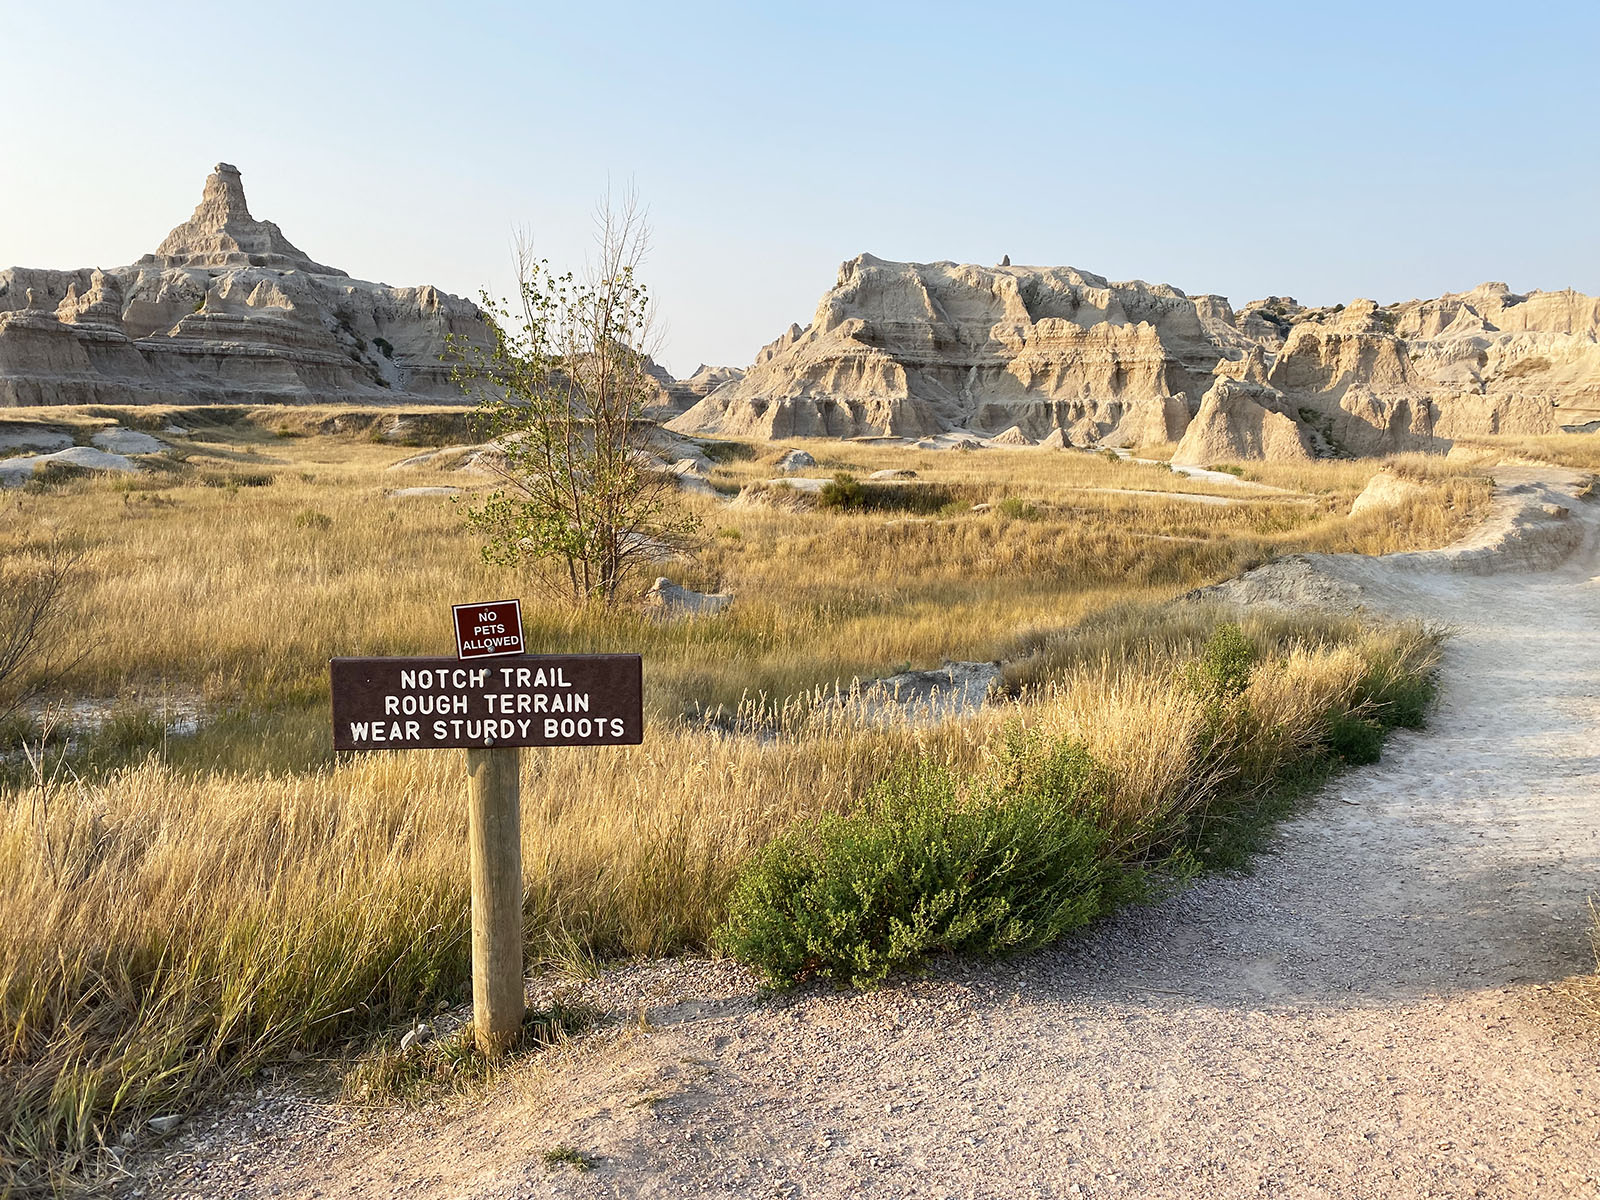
(134, 469, 1600, 1200)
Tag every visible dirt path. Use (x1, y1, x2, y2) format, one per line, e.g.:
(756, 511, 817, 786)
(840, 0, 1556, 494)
(134, 469, 1600, 1200)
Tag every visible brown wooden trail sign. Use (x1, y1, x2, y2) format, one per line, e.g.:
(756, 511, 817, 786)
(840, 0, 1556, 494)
(330, 655, 642, 750)
(331, 645, 641, 1053)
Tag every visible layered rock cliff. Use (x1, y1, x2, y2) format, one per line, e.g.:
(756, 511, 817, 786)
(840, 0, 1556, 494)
(670, 254, 1600, 459)
(0, 164, 487, 407)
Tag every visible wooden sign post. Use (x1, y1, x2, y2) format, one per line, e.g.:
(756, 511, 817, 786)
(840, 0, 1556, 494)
(331, 640, 642, 1054)
(466, 744, 523, 1052)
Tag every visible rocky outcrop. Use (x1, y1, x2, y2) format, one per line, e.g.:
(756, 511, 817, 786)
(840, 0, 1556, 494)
(1172, 378, 1315, 465)
(673, 254, 1600, 460)
(1349, 470, 1427, 516)
(669, 254, 1238, 443)
(0, 164, 488, 408)
(146, 163, 344, 274)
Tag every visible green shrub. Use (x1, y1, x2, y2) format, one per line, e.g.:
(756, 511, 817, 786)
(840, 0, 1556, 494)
(818, 472, 959, 515)
(1183, 623, 1257, 701)
(718, 748, 1135, 988)
(373, 336, 395, 359)
(818, 472, 868, 509)
(542, 1145, 598, 1172)
(1324, 712, 1383, 765)
(294, 508, 334, 531)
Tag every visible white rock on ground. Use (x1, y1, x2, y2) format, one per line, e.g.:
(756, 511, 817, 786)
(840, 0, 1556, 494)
(673, 473, 720, 499)
(834, 660, 1004, 725)
(0, 445, 142, 487)
(641, 577, 732, 618)
(91, 426, 165, 454)
(0, 425, 74, 454)
(774, 448, 815, 471)
(987, 425, 1034, 447)
(388, 444, 485, 471)
(387, 486, 461, 498)
(1350, 470, 1429, 516)
(763, 476, 830, 494)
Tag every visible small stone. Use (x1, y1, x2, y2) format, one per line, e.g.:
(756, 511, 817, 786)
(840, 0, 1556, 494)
(148, 1114, 182, 1133)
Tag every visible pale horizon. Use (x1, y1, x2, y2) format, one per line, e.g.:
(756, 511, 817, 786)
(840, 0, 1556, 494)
(3, 0, 1596, 377)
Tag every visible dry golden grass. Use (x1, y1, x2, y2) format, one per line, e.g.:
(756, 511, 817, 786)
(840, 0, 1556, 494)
(0, 617, 1437, 1190)
(0, 404, 1476, 1190)
(1451, 432, 1600, 471)
(0, 408, 1490, 737)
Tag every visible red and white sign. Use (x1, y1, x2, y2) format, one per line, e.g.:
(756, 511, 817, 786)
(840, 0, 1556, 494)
(452, 599, 525, 660)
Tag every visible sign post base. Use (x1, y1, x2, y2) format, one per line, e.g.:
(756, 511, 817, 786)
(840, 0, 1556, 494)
(466, 745, 524, 1054)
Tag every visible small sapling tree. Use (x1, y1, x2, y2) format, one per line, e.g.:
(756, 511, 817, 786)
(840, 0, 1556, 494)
(451, 193, 698, 605)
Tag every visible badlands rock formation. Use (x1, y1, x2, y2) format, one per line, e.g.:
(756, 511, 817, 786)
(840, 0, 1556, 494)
(0, 164, 487, 407)
(670, 254, 1600, 460)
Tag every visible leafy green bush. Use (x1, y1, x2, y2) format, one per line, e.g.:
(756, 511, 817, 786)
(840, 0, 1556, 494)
(718, 746, 1136, 988)
(818, 472, 868, 509)
(1183, 623, 1257, 701)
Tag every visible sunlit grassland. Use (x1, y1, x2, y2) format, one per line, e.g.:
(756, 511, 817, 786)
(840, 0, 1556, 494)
(0, 403, 1509, 1191)
(2, 406, 1490, 753)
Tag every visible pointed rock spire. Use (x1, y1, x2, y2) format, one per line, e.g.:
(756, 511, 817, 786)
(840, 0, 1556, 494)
(151, 163, 346, 275)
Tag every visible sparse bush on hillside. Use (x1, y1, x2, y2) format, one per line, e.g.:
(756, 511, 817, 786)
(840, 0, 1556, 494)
(817, 471, 866, 509)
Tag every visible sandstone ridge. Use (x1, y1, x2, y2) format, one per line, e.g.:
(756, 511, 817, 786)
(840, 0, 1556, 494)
(669, 254, 1600, 459)
(0, 164, 487, 407)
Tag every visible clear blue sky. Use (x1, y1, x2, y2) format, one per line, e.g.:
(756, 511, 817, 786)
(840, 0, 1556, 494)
(3, 0, 1596, 375)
